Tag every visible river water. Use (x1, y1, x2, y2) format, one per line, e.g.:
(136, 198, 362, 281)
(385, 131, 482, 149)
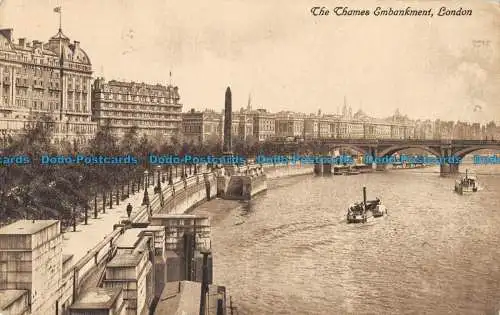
(193, 163, 500, 315)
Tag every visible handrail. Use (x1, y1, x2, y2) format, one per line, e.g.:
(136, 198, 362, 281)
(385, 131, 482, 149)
(69, 170, 218, 295)
(73, 227, 123, 271)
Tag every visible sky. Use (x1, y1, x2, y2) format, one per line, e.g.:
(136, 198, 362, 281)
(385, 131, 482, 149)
(0, 0, 499, 123)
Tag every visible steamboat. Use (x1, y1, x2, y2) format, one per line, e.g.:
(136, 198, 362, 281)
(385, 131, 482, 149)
(454, 169, 479, 194)
(347, 187, 387, 223)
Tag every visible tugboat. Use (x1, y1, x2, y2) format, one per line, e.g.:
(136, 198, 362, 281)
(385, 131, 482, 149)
(454, 169, 479, 194)
(346, 202, 370, 223)
(347, 187, 386, 223)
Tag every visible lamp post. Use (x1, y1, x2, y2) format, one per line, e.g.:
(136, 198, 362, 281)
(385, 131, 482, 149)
(155, 165, 162, 194)
(198, 239, 212, 315)
(94, 185, 98, 219)
(72, 206, 76, 232)
(144, 170, 149, 188)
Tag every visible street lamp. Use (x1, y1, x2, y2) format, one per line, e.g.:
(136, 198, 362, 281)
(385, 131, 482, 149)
(198, 239, 212, 315)
(168, 165, 173, 185)
(144, 170, 149, 188)
(142, 186, 150, 211)
(155, 165, 162, 194)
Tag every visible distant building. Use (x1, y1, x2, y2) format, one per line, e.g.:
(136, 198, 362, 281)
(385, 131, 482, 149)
(181, 109, 222, 145)
(0, 27, 97, 145)
(250, 108, 275, 142)
(274, 111, 305, 139)
(303, 114, 320, 139)
(233, 108, 254, 142)
(91, 78, 182, 139)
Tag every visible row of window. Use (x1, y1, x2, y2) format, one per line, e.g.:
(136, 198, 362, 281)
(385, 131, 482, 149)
(11, 89, 88, 102)
(99, 93, 178, 104)
(101, 102, 181, 112)
(99, 111, 178, 119)
(1, 65, 90, 84)
(99, 119, 180, 128)
(112, 127, 174, 134)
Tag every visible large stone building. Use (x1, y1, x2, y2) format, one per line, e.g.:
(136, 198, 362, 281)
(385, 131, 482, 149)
(274, 111, 305, 139)
(233, 109, 254, 142)
(181, 107, 256, 146)
(250, 108, 275, 142)
(181, 109, 222, 145)
(91, 79, 183, 140)
(0, 28, 97, 145)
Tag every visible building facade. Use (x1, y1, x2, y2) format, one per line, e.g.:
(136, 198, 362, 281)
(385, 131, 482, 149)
(233, 110, 254, 142)
(91, 79, 182, 140)
(181, 109, 222, 145)
(183, 104, 496, 144)
(0, 28, 96, 145)
(250, 109, 275, 142)
(274, 111, 305, 139)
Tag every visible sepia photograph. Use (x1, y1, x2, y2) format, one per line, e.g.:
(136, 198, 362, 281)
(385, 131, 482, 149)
(0, 0, 499, 314)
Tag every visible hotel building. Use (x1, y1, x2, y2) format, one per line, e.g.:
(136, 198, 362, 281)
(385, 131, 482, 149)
(91, 79, 183, 140)
(0, 28, 96, 145)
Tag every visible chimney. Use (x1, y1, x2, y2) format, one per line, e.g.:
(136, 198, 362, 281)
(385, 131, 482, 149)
(32, 40, 42, 49)
(18, 38, 26, 47)
(73, 41, 80, 50)
(0, 29, 13, 42)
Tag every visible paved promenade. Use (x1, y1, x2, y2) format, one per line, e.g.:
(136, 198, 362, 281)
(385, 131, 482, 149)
(61, 175, 183, 266)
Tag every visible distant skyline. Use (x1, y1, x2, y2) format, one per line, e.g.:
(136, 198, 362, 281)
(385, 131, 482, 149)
(0, 0, 499, 123)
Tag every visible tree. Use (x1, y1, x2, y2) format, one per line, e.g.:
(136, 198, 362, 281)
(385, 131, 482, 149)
(120, 125, 139, 153)
(0, 115, 89, 225)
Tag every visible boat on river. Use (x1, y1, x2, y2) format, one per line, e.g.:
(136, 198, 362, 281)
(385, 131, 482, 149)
(346, 202, 371, 223)
(347, 187, 386, 223)
(366, 198, 387, 217)
(454, 169, 479, 194)
(344, 166, 360, 176)
(333, 165, 347, 175)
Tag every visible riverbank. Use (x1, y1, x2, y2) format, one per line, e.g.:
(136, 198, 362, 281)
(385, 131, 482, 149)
(263, 164, 314, 179)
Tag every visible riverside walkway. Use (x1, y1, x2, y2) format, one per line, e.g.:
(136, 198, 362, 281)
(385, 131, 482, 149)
(61, 175, 183, 266)
(0, 163, 311, 315)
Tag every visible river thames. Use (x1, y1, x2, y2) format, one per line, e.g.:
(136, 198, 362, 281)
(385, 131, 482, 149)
(192, 163, 500, 315)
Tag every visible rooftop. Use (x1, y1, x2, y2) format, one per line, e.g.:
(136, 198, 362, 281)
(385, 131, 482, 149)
(151, 214, 208, 219)
(116, 228, 146, 248)
(69, 288, 122, 310)
(154, 281, 224, 315)
(0, 290, 28, 310)
(0, 220, 58, 235)
(107, 252, 142, 268)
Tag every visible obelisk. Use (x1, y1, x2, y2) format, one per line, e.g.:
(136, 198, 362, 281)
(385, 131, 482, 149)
(222, 86, 236, 175)
(223, 86, 232, 154)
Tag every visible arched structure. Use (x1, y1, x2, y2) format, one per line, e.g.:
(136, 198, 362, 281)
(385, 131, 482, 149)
(453, 145, 500, 159)
(269, 139, 500, 176)
(377, 145, 441, 158)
